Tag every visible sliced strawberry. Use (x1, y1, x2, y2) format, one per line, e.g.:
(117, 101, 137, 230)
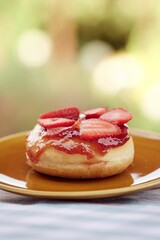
(38, 118, 75, 129)
(100, 108, 133, 125)
(46, 127, 69, 137)
(80, 119, 121, 139)
(83, 107, 108, 119)
(46, 126, 80, 137)
(40, 107, 80, 120)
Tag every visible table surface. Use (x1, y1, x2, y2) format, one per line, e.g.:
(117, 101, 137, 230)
(0, 188, 160, 240)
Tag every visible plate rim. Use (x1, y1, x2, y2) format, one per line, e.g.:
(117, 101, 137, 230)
(0, 179, 160, 199)
(0, 129, 160, 199)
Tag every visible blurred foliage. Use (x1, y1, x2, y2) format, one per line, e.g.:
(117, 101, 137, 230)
(0, 0, 160, 137)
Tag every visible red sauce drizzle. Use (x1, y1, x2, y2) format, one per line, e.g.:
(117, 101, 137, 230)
(26, 124, 130, 163)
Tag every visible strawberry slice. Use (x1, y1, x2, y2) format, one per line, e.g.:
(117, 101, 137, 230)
(80, 119, 121, 139)
(40, 107, 80, 120)
(83, 107, 108, 119)
(38, 118, 75, 129)
(46, 127, 69, 137)
(100, 108, 133, 125)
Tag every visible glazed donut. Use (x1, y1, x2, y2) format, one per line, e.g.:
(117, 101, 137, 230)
(26, 107, 134, 179)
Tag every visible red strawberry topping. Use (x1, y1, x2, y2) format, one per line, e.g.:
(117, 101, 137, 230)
(46, 127, 69, 137)
(80, 119, 121, 139)
(40, 107, 80, 120)
(28, 106, 133, 162)
(83, 107, 108, 119)
(38, 118, 75, 129)
(100, 108, 133, 125)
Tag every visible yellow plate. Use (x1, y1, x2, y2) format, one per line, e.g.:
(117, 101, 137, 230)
(0, 130, 160, 199)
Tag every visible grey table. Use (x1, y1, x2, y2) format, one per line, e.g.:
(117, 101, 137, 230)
(0, 188, 160, 240)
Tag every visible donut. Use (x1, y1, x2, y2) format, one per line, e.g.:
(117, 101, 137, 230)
(26, 107, 134, 178)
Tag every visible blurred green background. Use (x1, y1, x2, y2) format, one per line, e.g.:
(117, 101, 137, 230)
(0, 0, 160, 137)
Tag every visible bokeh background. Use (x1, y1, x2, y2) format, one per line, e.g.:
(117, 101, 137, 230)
(0, 0, 160, 137)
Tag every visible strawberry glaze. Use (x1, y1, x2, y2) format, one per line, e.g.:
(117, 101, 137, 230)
(26, 124, 130, 163)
